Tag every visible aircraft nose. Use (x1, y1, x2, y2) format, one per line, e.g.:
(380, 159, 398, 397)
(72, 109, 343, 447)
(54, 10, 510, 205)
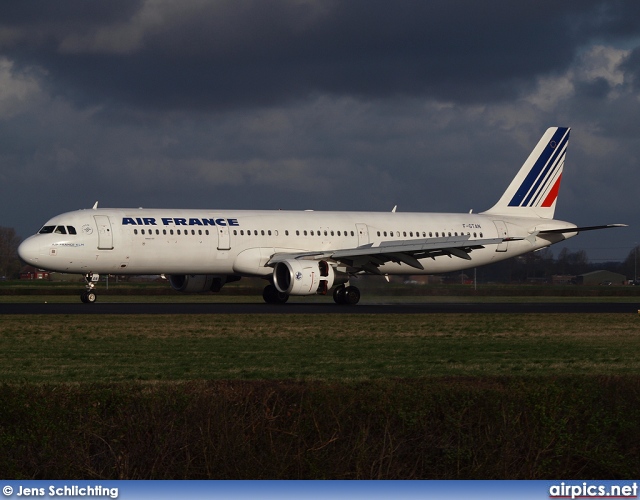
(17, 237, 41, 265)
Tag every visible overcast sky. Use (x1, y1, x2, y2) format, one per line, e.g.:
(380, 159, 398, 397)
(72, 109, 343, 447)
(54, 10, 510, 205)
(1, 0, 639, 261)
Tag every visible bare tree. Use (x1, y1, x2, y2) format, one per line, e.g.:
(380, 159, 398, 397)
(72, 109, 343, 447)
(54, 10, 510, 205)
(0, 227, 22, 279)
(623, 245, 640, 283)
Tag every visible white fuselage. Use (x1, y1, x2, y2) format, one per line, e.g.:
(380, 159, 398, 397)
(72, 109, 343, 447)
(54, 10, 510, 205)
(18, 208, 574, 277)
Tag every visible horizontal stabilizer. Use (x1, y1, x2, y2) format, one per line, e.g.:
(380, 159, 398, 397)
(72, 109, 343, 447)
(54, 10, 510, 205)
(537, 224, 627, 234)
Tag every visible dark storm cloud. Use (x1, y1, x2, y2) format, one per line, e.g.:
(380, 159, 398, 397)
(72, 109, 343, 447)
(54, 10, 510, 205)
(1, 1, 639, 264)
(620, 46, 640, 88)
(3, 0, 640, 111)
(0, 0, 139, 25)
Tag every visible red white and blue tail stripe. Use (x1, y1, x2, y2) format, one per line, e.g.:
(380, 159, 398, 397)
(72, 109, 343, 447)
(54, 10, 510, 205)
(483, 127, 570, 219)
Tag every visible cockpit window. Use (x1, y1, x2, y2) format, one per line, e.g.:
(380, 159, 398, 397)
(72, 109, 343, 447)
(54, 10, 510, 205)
(38, 225, 77, 235)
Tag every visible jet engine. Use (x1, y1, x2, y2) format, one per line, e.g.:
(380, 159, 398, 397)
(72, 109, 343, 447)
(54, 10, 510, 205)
(168, 274, 239, 293)
(273, 259, 336, 296)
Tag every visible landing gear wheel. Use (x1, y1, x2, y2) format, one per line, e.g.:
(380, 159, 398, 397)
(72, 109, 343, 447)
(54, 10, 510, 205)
(262, 284, 289, 304)
(333, 285, 347, 304)
(333, 285, 360, 305)
(81, 290, 97, 303)
(343, 285, 360, 305)
(81, 273, 99, 304)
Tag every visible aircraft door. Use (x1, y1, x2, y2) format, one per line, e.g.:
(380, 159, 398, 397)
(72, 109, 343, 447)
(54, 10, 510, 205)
(216, 219, 231, 250)
(356, 223, 370, 247)
(493, 220, 508, 252)
(94, 215, 114, 250)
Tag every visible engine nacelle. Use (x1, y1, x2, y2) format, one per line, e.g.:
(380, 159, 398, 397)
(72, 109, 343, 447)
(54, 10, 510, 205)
(273, 260, 335, 296)
(168, 274, 239, 293)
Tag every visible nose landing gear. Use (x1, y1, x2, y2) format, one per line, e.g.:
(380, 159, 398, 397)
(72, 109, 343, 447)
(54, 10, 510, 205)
(80, 273, 99, 303)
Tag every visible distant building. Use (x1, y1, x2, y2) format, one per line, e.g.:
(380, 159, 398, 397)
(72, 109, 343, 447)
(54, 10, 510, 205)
(576, 270, 626, 286)
(551, 275, 576, 285)
(20, 266, 50, 280)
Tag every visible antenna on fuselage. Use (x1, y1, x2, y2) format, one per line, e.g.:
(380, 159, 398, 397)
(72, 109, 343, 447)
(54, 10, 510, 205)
(391, 205, 397, 213)
(92, 201, 99, 209)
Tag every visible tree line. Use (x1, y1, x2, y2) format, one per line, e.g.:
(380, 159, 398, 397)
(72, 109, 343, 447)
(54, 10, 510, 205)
(471, 246, 640, 284)
(0, 227, 22, 279)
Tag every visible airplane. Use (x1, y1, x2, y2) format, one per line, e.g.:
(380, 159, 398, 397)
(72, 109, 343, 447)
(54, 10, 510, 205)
(18, 127, 625, 305)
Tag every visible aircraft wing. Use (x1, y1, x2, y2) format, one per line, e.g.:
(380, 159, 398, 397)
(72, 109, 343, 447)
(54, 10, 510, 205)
(267, 235, 504, 274)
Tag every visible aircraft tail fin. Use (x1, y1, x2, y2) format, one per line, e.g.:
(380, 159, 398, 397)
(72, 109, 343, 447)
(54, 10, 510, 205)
(482, 127, 570, 219)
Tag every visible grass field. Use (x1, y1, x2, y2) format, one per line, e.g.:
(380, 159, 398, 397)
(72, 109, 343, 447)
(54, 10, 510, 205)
(2, 313, 639, 383)
(3, 298, 640, 478)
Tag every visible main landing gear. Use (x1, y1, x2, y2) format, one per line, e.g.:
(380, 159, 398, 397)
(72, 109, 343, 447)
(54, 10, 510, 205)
(80, 273, 99, 303)
(262, 284, 289, 304)
(261, 283, 361, 305)
(332, 284, 361, 305)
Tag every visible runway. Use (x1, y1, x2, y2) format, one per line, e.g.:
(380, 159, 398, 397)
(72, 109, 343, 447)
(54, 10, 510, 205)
(0, 301, 637, 314)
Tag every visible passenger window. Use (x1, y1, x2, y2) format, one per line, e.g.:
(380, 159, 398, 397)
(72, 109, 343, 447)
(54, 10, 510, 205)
(337, 231, 341, 236)
(285, 230, 289, 236)
(324, 230, 328, 236)
(67, 226, 77, 235)
(350, 231, 354, 236)
(170, 230, 174, 235)
(261, 230, 265, 236)
(310, 230, 314, 236)
(268, 230, 272, 236)
(199, 230, 202, 235)
(163, 229, 167, 235)
(134, 229, 138, 235)
(304, 230, 308, 236)
(141, 229, 145, 235)
(410, 232, 413, 237)
(177, 230, 181, 235)
(331, 231, 334, 236)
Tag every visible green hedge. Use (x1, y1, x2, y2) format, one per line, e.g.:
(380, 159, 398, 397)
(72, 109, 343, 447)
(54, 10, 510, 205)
(1, 377, 639, 479)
